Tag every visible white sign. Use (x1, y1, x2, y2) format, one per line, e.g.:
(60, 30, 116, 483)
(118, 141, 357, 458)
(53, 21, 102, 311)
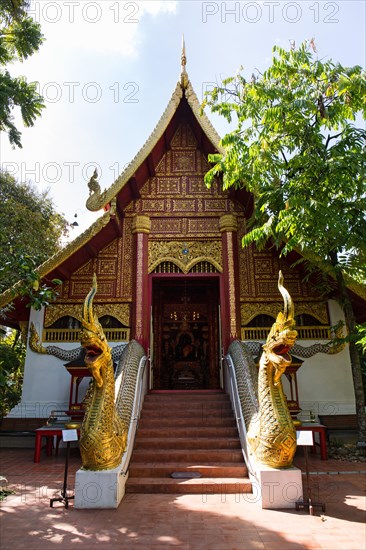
(296, 430, 314, 446)
(62, 429, 78, 442)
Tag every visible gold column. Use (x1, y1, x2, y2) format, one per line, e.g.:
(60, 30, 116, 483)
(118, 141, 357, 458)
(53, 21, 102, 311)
(220, 214, 241, 348)
(132, 215, 151, 348)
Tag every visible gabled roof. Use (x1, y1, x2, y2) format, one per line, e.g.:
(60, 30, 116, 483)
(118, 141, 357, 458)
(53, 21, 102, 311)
(85, 43, 224, 213)
(0, 43, 228, 322)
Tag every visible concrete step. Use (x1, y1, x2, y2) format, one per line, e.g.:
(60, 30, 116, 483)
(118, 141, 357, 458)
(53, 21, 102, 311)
(134, 437, 241, 450)
(131, 448, 244, 463)
(136, 426, 239, 438)
(127, 391, 250, 495)
(126, 476, 252, 494)
(129, 462, 247, 478)
(135, 436, 241, 449)
(144, 394, 229, 404)
(138, 416, 236, 428)
(140, 407, 233, 418)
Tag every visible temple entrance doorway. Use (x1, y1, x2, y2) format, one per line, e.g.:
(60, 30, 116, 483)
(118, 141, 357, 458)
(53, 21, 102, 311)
(151, 276, 221, 390)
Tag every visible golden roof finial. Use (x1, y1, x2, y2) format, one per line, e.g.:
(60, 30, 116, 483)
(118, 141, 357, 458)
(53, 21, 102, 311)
(180, 34, 188, 90)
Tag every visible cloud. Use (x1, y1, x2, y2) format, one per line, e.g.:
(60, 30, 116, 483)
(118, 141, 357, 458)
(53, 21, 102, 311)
(29, 1, 178, 57)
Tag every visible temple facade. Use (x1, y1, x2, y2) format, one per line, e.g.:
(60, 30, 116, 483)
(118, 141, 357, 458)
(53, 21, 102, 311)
(1, 51, 365, 425)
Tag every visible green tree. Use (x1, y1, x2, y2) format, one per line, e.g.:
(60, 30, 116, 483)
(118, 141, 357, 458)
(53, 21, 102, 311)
(0, 330, 25, 419)
(0, 0, 45, 147)
(203, 41, 366, 443)
(0, 170, 67, 306)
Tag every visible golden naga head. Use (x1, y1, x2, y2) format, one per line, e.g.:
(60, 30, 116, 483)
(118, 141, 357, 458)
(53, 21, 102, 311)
(80, 273, 111, 388)
(262, 271, 297, 382)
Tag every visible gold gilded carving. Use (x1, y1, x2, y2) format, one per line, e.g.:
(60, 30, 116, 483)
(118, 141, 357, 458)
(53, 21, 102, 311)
(72, 281, 114, 296)
(247, 272, 297, 468)
(98, 259, 117, 275)
(121, 219, 133, 300)
(188, 219, 219, 234)
(172, 151, 195, 171)
(172, 199, 195, 212)
(187, 177, 210, 194)
(45, 304, 81, 327)
(151, 219, 183, 234)
(205, 200, 227, 212)
(220, 214, 238, 233)
(184, 81, 224, 155)
(225, 232, 238, 337)
(141, 199, 165, 212)
(255, 258, 273, 273)
(149, 240, 223, 274)
(241, 302, 329, 326)
(79, 275, 127, 470)
(157, 178, 181, 194)
(44, 303, 130, 328)
(74, 261, 93, 276)
(132, 215, 151, 234)
(100, 240, 119, 255)
(171, 122, 197, 148)
(29, 322, 47, 354)
(85, 168, 108, 212)
(180, 37, 189, 90)
(135, 233, 144, 340)
(257, 280, 301, 296)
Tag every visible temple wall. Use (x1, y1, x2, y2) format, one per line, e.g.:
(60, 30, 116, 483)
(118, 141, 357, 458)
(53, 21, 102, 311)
(296, 344, 355, 416)
(6, 122, 357, 418)
(282, 299, 356, 416)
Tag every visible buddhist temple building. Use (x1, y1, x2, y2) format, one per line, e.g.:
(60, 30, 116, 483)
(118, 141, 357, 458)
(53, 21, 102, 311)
(1, 43, 365, 439)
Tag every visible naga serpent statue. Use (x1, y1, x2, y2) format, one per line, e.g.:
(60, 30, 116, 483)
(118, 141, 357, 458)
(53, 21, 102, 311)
(230, 272, 298, 469)
(79, 274, 128, 470)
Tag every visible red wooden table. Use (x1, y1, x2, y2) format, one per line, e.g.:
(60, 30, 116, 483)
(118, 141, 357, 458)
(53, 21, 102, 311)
(34, 425, 80, 463)
(297, 423, 328, 460)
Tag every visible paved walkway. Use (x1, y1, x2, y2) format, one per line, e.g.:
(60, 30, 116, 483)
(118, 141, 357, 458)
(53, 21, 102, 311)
(1, 446, 365, 550)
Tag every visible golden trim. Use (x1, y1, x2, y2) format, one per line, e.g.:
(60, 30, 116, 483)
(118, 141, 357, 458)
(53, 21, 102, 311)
(241, 326, 331, 341)
(219, 214, 238, 233)
(43, 327, 130, 343)
(132, 215, 151, 234)
(240, 301, 329, 325)
(148, 240, 222, 274)
(85, 63, 224, 213)
(44, 303, 130, 328)
(85, 83, 183, 212)
(184, 81, 224, 154)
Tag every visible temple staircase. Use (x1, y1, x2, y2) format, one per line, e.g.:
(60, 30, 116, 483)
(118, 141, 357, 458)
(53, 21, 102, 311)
(126, 390, 252, 494)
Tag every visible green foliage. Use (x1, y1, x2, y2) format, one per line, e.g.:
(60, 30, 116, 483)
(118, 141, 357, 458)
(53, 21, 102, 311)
(0, 170, 67, 309)
(0, 330, 25, 418)
(0, 487, 16, 501)
(203, 41, 366, 282)
(356, 324, 366, 353)
(10, 254, 62, 310)
(0, 0, 45, 147)
(203, 40, 366, 439)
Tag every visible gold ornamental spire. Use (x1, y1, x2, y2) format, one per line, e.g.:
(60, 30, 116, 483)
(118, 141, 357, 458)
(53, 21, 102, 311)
(180, 35, 188, 90)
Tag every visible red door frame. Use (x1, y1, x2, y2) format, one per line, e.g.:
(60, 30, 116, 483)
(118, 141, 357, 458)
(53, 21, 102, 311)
(147, 272, 227, 390)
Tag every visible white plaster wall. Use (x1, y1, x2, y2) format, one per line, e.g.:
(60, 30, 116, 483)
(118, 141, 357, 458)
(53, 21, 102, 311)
(295, 344, 355, 416)
(282, 299, 356, 417)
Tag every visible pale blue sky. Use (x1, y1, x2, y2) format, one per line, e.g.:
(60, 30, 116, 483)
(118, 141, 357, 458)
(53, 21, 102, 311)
(1, 0, 365, 238)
